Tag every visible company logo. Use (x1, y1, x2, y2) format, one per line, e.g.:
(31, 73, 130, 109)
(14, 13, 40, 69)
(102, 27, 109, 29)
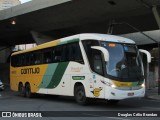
(2, 112, 11, 117)
(21, 67, 40, 74)
(71, 67, 83, 72)
(1, 112, 42, 118)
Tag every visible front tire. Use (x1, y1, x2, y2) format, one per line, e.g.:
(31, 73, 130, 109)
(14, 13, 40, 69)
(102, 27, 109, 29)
(74, 85, 88, 105)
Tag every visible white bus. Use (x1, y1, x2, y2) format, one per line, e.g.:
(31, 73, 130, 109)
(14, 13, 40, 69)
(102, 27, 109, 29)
(10, 33, 151, 105)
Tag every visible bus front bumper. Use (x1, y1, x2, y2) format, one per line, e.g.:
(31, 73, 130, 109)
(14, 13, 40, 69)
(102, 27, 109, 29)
(105, 87, 145, 100)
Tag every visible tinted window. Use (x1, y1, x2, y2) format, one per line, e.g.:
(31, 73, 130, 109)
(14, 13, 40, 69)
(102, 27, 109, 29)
(61, 45, 67, 62)
(92, 50, 103, 75)
(43, 49, 52, 63)
(25, 53, 30, 66)
(11, 42, 84, 67)
(82, 40, 103, 75)
(11, 55, 17, 67)
(67, 43, 84, 64)
(54, 46, 62, 62)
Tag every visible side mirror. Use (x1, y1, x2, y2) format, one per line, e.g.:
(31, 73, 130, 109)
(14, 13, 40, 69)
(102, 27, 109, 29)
(91, 46, 109, 62)
(139, 49, 151, 63)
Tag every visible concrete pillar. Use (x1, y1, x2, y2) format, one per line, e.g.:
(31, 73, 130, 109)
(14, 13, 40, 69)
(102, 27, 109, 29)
(0, 63, 10, 85)
(0, 47, 6, 63)
(152, 6, 160, 94)
(0, 47, 12, 63)
(0, 47, 12, 85)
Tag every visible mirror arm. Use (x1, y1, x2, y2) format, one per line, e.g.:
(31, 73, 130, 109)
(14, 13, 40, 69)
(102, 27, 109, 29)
(91, 46, 109, 62)
(139, 49, 151, 63)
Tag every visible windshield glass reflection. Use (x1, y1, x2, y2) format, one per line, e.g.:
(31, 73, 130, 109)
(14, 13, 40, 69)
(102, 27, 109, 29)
(101, 42, 143, 81)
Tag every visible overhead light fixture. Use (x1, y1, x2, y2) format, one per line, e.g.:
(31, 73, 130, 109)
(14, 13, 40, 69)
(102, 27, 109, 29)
(11, 20, 16, 25)
(11, 18, 16, 25)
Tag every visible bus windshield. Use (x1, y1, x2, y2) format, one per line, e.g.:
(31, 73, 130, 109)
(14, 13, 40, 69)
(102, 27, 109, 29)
(100, 42, 144, 81)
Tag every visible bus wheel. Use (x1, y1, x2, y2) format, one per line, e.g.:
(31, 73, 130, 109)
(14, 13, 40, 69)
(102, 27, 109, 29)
(18, 83, 25, 97)
(74, 85, 88, 105)
(107, 100, 119, 104)
(25, 84, 33, 98)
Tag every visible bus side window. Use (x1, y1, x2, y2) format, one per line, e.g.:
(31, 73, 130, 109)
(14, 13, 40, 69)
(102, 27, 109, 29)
(34, 52, 42, 64)
(68, 43, 84, 64)
(74, 43, 84, 63)
(11, 55, 17, 67)
(82, 40, 103, 75)
(68, 44, 74, 61)
(92, 51, 103, 75)
(65, 44, 70, 61)
(54, 46, 62, 62)
(52, 48, 55, 63)
(30, 53, 35, 65)
(43, 49, 52, 64)
(17, 55, 22, 67)
(21, 54, 26, 66)
(61, 45, 67, 62)
(25, 53, 30, 66)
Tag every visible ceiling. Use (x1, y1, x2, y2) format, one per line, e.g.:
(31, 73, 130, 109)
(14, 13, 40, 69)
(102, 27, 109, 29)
(0, 0, 160, 46)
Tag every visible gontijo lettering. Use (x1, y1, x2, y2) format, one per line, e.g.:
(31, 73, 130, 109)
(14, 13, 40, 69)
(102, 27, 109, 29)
(21, 67, 40, 74)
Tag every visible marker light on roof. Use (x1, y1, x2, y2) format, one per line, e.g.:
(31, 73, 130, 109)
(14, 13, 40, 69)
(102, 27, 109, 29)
(109, 44, 116, 47)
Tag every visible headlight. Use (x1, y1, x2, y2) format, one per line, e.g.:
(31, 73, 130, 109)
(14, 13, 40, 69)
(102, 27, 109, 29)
(141, 83, 145, 87)
(111, 84, 116, 88)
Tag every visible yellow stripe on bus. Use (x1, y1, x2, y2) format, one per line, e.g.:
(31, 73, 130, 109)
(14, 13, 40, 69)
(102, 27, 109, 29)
(112, 80, 132, 87)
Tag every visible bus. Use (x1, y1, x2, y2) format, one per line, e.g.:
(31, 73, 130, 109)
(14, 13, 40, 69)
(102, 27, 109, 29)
(10, 33, 151, 105)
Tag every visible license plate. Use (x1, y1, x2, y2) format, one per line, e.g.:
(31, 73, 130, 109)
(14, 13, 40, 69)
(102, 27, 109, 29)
(128, 92, 134, 96)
